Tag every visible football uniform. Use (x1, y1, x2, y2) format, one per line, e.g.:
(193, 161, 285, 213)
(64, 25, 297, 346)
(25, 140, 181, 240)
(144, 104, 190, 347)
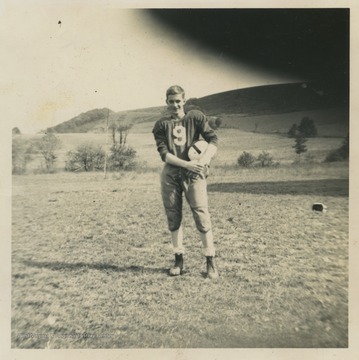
(152, 110, 218, 233)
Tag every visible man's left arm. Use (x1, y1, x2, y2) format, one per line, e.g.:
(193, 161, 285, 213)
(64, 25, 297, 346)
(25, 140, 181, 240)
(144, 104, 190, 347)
(199, 114, 218, 166)
(198, 143, 217, 166)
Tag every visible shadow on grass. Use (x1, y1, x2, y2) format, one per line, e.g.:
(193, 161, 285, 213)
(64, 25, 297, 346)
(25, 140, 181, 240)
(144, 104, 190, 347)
(23, 260, 167, 274)
(208, 178, 348, 197)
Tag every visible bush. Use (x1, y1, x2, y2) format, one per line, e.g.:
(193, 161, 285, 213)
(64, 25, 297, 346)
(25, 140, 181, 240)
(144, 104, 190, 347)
(65, 142, 138, 172)
(325, 151, 345, 162)
(256, 151, 279, 168)
(65, 143, 105, 172)
(304, 153, 316, 163)
(208, 117, 222, 130)
(237, 151, 256, 168)
(325, 135, 349, 162)
(108, 145, 137, 171)
(237, 151, 279, 168)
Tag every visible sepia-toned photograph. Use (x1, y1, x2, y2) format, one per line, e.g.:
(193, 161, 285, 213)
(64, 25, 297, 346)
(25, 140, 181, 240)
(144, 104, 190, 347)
(1, 1, 356, 358)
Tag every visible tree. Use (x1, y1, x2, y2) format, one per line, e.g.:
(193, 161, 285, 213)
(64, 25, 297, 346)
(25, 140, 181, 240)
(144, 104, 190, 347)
(297, 117, 318, 138)
(108, 114, 133, 148)
(287, 123, 298, 138)
(292, 134, 308, 160)
(34, 133, 62, 172)
(117, 121, 133, 146)
(288, 117, 318, 138)
(12, 127, 21, 135)
(106, 114, 137, 172)
(109, 122, 117, 146)
(12, 137, 32, 174)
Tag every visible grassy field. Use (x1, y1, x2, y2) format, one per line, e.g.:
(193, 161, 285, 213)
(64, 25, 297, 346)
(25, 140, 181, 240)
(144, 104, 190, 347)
(12, 165, 348, 349)
(220, 107, 349, 137)
(12, 123, 349, 348)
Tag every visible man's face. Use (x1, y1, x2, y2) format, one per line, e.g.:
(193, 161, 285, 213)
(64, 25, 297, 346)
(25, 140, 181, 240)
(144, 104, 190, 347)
(166, 94, 186, 118)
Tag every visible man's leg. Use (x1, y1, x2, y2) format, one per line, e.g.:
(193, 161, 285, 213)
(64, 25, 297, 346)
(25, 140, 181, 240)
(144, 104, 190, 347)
(161, 165, 185, 276)
(199, 229, 218, 279)
(184, 175, 219, 279)
(171, 225, 185, 255)
(168, 226, 185, 275)
(199, 229, 215, 257)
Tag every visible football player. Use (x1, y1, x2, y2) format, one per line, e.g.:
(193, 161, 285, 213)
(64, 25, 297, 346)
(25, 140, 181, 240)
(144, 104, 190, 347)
(152, 85, 219, 279)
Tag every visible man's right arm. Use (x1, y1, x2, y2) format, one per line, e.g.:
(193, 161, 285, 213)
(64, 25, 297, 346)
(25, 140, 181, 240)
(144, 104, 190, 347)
(152, 120, 169, 162)
(165, 153, 205, 174)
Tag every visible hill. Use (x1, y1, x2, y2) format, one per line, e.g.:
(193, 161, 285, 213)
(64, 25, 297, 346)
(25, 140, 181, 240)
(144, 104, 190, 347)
(47, 108, 116, 134)
(46, 106, 166, 134)
(186, 82, 347, 116)
(46, 82, 348, 134)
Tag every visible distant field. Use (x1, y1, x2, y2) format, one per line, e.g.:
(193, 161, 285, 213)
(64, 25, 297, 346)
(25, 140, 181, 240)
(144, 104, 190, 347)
(20, 118, 347, 172)
(220, 107, 348, 137)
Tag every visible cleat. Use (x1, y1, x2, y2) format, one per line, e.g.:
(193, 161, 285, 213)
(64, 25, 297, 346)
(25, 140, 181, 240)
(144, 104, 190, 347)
(206, 256, 219, 280)
(169, 253, 184, 276)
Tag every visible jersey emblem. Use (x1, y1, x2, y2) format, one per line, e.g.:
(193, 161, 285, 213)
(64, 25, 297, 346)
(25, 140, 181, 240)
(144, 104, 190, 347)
(173, 125, 186, 146)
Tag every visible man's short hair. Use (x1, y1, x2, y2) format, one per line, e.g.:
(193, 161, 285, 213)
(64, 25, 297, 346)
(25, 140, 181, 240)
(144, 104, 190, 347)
(166, 85, 185, 99)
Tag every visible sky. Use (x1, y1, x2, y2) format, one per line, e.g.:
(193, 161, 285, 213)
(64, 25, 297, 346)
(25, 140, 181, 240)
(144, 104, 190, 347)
(0, 4, 303, 134)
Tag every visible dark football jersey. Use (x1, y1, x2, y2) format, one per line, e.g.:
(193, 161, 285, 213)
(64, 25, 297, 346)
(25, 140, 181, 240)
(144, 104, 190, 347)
(152, 110, 218, 162)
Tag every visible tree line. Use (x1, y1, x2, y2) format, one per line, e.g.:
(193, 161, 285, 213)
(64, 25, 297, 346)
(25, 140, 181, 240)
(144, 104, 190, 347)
(237, 116, 348, 168)
(12, 116, 137, 175)
(12, 116, 349, 174)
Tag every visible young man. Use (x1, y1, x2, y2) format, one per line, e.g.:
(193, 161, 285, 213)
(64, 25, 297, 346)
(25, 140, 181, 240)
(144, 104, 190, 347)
(152, 85, 219, 279)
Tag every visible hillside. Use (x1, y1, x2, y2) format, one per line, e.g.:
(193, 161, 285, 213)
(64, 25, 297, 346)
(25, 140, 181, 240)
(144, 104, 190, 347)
(47, 108, 115, 134)
(46, 106, 165, 134)
(186, 82, 347, 116)
(46, 82, 348, 134)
